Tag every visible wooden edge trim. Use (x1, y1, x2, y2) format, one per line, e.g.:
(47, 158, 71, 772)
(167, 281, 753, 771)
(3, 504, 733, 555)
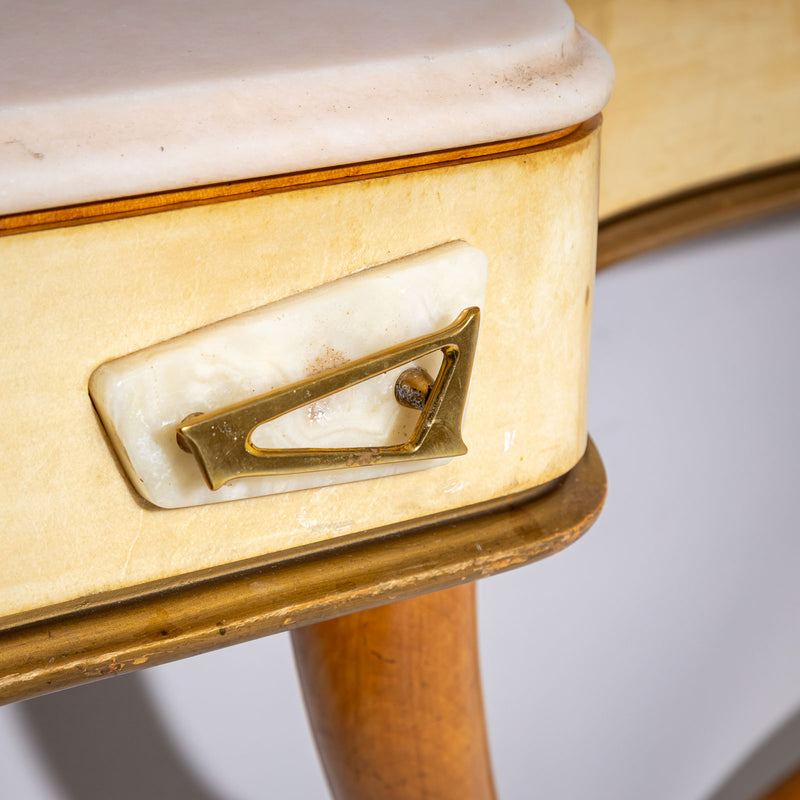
(0, 121, 589, 238)
(0, 437, 606, 705)
(597, 160, 800, 270)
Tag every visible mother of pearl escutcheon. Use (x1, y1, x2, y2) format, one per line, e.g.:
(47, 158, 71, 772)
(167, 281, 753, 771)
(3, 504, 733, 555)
(89, 242, 488, 509)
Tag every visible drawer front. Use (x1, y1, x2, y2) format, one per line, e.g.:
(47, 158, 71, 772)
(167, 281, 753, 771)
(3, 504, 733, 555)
(0, 122, 600, 620)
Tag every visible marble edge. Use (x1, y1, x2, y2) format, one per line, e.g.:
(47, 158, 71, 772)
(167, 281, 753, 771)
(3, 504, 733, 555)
(0, 24, 613, 216)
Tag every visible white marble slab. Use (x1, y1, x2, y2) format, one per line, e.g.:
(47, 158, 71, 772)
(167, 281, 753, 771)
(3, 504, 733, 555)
(89, 241, 487, 509)
(0, 0, 613, 215)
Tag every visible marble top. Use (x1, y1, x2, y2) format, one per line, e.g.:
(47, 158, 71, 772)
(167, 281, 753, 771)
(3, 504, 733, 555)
(1, 0, 613, 215)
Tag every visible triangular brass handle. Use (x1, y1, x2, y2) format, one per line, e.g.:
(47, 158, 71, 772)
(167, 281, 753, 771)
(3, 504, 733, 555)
(177, 307, 481, 490)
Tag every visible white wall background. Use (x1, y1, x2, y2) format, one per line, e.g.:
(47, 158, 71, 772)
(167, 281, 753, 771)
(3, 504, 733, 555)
(1, 209, 798, 799)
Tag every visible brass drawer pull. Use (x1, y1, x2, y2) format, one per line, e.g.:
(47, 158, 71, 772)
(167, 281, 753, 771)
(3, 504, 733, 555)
(177, 307, 480, 490)
(90, 241, 488, 508)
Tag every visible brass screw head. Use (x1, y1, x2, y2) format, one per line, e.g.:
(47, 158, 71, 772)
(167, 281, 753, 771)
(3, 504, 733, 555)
(394, 367, 434, 411)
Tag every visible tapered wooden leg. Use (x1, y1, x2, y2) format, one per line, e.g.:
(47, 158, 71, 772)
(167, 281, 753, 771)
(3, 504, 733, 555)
(291, 583, 497, 800)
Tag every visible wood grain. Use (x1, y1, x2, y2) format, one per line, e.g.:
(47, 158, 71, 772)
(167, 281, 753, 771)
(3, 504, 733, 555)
(292, 583, 496, 800)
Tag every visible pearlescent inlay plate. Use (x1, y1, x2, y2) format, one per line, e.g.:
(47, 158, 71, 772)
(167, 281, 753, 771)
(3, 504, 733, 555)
(89, 241, 487, 509)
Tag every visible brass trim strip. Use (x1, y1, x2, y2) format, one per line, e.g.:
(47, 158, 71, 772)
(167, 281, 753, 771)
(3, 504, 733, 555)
(0, 437, 606, 705)
(0, 122, 586, 238)
(597, 160, 800, 270)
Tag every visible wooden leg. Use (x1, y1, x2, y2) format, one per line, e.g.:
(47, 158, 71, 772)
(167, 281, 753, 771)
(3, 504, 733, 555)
(760, 767, 800, 800)
(291, 583, 497, 800)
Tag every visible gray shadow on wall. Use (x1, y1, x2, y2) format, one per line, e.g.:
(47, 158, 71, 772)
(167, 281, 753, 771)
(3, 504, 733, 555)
(19, 672, 225, 800)
(706, 705, 800, 800)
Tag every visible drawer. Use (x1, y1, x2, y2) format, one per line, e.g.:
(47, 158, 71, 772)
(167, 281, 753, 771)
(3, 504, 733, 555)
(0, 121, 600, 621)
